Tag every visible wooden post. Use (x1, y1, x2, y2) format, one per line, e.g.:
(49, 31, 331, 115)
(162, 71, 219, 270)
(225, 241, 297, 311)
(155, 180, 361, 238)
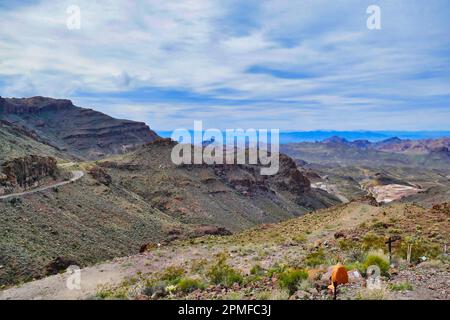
(407, 244, 412, 263)
(385, 236, 401, 265)
(333, 282, 338, 300)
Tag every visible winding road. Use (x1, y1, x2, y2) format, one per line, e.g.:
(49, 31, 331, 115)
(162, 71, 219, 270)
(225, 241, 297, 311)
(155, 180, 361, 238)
(0, 170, 84, 200)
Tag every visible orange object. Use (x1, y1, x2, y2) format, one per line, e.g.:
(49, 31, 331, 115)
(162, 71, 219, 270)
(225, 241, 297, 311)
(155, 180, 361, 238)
(331, 264, 349, 285)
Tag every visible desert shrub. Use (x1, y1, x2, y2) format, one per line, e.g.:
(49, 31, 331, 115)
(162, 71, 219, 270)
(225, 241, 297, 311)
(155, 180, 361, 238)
(207, 253, 243, 287)
(177, 277, 206, 293)
(190, 258, 208, 273)
(304, 249, 326, 267)
(270, 289, 290, 300)
(363, 251, 390, 276)
(344, 261, 365, 274)
(277, 268, 308, 294)
(255, 291, 271, 300)
(397, 237, 441, 263)
(361, 233, 385, 251)
(9, 197, 22, 206)
(292, 234, 306, 244)
(143, 280, 167, 297)
(250, 264, 265, 276)
(267, 263, 286, 278)
(388, 282, 413, 292)
(160, 266, 185, 285)
(355, 288, 387, 300)
(222, 291, 245, 300)
(338, 238, 359, 251)
(96, 286, 128, 299)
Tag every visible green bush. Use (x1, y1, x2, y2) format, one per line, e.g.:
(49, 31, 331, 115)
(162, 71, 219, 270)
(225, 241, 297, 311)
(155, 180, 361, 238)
(277, 268, 308, 294)
(304, 249, 326, 267)
(388, 282, 413, 292)
(207, 253, 243, 287)
(361, 233, 385, 251)
(363, 254, 390, 276)
(177, 277, 206, 293)
(267, 263, 286, 278)
(160, 266, 185, 285)
(250, 264, 265, 276)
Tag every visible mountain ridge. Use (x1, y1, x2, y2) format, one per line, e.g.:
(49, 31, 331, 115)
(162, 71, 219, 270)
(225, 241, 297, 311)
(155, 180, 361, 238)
(0, 96, 159, 159)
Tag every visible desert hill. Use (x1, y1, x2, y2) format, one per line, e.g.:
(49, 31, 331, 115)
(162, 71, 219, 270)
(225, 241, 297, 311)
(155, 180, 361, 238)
(1, 200, 447, 300)
(0, 96, 158, 159)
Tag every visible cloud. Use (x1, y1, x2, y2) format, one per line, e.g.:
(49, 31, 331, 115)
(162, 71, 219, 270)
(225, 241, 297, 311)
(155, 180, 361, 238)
(0, 0, 449, 130)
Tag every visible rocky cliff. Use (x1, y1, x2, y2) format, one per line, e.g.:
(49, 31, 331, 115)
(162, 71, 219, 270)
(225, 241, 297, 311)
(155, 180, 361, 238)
(0, 96, 159, 159)
(0, 155, 60, 194)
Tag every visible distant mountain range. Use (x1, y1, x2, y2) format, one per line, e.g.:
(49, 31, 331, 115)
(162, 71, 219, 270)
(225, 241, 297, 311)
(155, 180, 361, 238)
(158, 130, 450, 144)
(321, 135, 450, 155)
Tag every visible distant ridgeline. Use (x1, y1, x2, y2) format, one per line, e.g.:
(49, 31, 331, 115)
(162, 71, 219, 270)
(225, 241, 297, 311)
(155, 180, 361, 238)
(157, 130, 450, 144)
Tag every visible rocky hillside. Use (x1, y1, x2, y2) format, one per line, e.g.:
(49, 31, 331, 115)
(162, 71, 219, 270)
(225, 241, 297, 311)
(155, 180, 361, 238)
(0, 96, 159, 159)
(374, 137, 450, 154)
(321, 136, 450, 155)
(2, 200, 447, 300)
(0, 120, 70, 164)
(281, 137, 450, 168)
(0, 140, 340, 287)
(0, 155, 60, 195)
(99, 139, 340, 231)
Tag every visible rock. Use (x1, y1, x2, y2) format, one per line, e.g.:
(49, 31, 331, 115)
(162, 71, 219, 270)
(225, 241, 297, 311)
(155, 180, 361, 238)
(192, 225, 232, 237)
(334, 231, 346, 239)
(139, 242, 161, 253)
(1, 155, 59, 190)
(320, 267, 334, 283)
(44, 257, 79, 276)
(291, 290, 311, 300)
(88, 166, 112, 186)
(347, 270, 364, 284)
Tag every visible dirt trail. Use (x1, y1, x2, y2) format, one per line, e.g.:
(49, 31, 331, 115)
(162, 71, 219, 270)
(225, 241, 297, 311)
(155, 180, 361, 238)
(0, 202, 381, 300)
(0, 170, 83, 200)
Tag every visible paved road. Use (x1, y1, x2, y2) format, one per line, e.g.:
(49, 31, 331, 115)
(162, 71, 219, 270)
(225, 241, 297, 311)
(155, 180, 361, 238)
(0, 170, 84, 200)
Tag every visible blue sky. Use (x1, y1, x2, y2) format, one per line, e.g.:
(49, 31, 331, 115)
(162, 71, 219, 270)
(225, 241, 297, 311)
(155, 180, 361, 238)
(0, 0, 449, 130)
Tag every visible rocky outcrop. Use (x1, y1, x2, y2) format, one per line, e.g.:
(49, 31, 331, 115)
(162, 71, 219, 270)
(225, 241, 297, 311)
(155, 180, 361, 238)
(0, 96, 159, 159)
(192, 225, 233, 237)
(44, 257, 79, 276)
(88, 166, 112, 186)
(1, 155, 59, 191)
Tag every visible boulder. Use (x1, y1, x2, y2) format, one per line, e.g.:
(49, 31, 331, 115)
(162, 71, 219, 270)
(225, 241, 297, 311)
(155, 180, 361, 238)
(88, 166, 112, 186)
(45, 257, 79, 276)
(347, 269, 364, 284)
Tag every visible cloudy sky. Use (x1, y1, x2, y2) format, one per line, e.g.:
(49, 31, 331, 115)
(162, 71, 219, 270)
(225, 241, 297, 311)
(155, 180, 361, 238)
(0, 0, 449, 130)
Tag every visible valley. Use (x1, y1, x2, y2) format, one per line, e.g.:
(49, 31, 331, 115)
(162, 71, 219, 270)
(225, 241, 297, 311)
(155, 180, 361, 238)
(0, 97, 449, 300)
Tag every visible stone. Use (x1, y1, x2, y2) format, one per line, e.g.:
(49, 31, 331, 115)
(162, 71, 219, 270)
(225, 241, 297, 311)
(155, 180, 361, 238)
(88, 166, 112, 186)
(347, 270, 364, 284)
(44, 257, 79, 276)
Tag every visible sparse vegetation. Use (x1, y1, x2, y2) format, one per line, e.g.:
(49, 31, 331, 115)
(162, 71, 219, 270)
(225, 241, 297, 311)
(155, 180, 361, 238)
(277, 268, 308, 294)
(207, 253, 243, 287)
(304, 249, 326, 267)
(177, 277, 206, 293)
(363, 251, 390, 276)
(388, 282, 413, 292)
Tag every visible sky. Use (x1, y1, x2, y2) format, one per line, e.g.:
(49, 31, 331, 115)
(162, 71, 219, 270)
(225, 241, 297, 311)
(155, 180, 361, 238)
(0, 0, 449, 131)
